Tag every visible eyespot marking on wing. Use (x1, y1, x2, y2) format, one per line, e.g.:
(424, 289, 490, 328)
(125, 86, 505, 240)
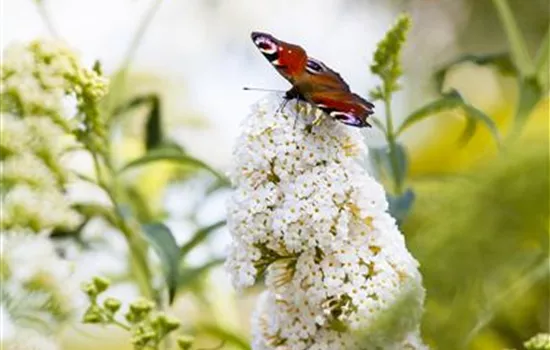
(254, 36, 278, 55)
(305, 58, 326, 74)
(330, 111, 367, 127)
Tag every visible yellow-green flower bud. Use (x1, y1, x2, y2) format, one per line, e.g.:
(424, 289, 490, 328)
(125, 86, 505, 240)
(82, 305, 103, 324)
(163, 315, 181, 333)
(103, 297, 122, 314)
(177, 335, 194, 350)
(92, 276, 110, 293)
(129, 298, 155, 314)
(81, 282, 98, 298)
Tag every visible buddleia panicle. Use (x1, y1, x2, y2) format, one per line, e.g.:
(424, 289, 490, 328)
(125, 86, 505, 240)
(369, 14, 412, 101)
(0, 39, 109, 232)
(0, 232, 81, 350)
(226, 95, 426, 349)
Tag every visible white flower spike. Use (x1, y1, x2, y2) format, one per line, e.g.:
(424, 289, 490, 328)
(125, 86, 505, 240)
(226, 95, 427, 349)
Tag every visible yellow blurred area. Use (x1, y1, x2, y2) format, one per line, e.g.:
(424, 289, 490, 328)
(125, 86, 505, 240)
(406, 63, 545, 176)
(113, 136, 178, 214)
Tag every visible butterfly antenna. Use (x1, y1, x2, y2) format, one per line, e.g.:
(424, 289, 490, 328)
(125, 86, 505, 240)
(243, 87, 286, 92)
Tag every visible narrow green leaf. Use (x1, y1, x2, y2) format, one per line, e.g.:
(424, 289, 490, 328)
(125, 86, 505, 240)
(73, 203, 118, 227)
(396, 91, 500, 147)
(197, 323, 251, 350)
(180, 221, 226, 258)
(112, 94, 157, 118)
(535, 26, 549, 92)
(142, 222, 180, 304)
(460, 104, 501, 147)
(145, 95, 162, 150)
(119, 149, 229, 185)
(387, 188, 415, 224)
(434, 53, 516, 92)
(369, 117, 387, 134)
(178, 258, 224, 289)
(369, 143, 408, 186)
(125, 186, 154, 223)
(513, 76, 543, 132)
(492, 0, 535, 77)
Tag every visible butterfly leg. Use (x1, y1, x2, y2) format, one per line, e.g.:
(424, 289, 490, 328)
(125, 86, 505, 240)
(311, 110, 325, 126)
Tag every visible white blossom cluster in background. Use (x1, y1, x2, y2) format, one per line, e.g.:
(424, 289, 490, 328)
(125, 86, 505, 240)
(226, 95, 427, 349)
(0, 233, 82, 350)
(0, 39, 108, 350)
(0, 39, 107, 231)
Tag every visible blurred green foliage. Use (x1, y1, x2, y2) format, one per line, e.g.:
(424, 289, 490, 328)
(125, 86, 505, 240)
(405, 134, 548, 349)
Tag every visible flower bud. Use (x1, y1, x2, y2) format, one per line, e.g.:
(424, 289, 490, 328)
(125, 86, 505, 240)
(177, 335, 194, 350)
(82, 305, 103, 324)
(92, 276, 110, 294)
(103, 297, 122, 314)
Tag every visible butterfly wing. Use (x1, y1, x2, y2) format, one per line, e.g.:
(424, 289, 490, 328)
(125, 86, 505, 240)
(251, 32, 307, 85)
(303, 57, 351, 92)
(307, 90, 374, 128)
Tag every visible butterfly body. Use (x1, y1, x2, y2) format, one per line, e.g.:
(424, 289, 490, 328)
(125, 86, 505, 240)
(251, 31, 374, 128)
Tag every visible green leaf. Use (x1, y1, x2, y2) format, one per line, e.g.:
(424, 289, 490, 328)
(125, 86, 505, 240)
(512, 76, 543, 132)
(396, 90, 500, 147)
(145, 94, 162, 150)
(535, 26, 549, 93)
(434, 53, 516, 92)
(370, 143, 407, 186)
(387, 189, 415, 224)
(119, 148, 229, 185)
(92, 60, 103, 75)
(369, 117, 387, 134)
(73, 203, 118, 227)
(142, 222, 180, 304)
(178, 258, 224, 290)
(180, 221, 226, 258)
(112, 94, 157, 118)
(197, 323, 251, 350)
(124, 186, 154, 223)
(492, 0, 535, 77)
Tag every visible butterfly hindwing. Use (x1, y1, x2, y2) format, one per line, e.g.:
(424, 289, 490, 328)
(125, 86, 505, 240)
(307, 90, 374, 128)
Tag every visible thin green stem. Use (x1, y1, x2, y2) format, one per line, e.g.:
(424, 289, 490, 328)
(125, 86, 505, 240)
(492, 0, 535, 77)
(35, 0, 60, 38)
(106, 0, 164, 118)
(106, 314, 132, 332)
(383, 93, 403, 195)
(122, 0, 164, 68)
(91, 149, 155, 301)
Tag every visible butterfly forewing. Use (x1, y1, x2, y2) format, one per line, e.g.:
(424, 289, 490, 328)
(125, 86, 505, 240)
(251, 32, 307, 84)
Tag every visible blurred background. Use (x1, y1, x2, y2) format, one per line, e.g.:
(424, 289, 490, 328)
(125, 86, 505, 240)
(2, 0, 549, 349)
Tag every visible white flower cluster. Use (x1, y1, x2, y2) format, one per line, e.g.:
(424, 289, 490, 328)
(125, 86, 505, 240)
(0, 39, 107, 232)
(226, 95, 426, 349)
(1, 39, 108, 129)
(0, 113, 81, 231)
(0, 232, 81, 350)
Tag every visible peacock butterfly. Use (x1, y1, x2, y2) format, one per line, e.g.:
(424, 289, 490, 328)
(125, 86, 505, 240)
(251, 31, 374, 128)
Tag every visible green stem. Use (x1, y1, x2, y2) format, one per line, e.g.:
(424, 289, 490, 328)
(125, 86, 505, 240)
(105, 313, 131, 332)
(92, 151, 155, 301)
(492, 0, 535, 77)
(384, 95, 403, 195)
(105, 0, 165, 119)
(35, 0, 60, 38)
